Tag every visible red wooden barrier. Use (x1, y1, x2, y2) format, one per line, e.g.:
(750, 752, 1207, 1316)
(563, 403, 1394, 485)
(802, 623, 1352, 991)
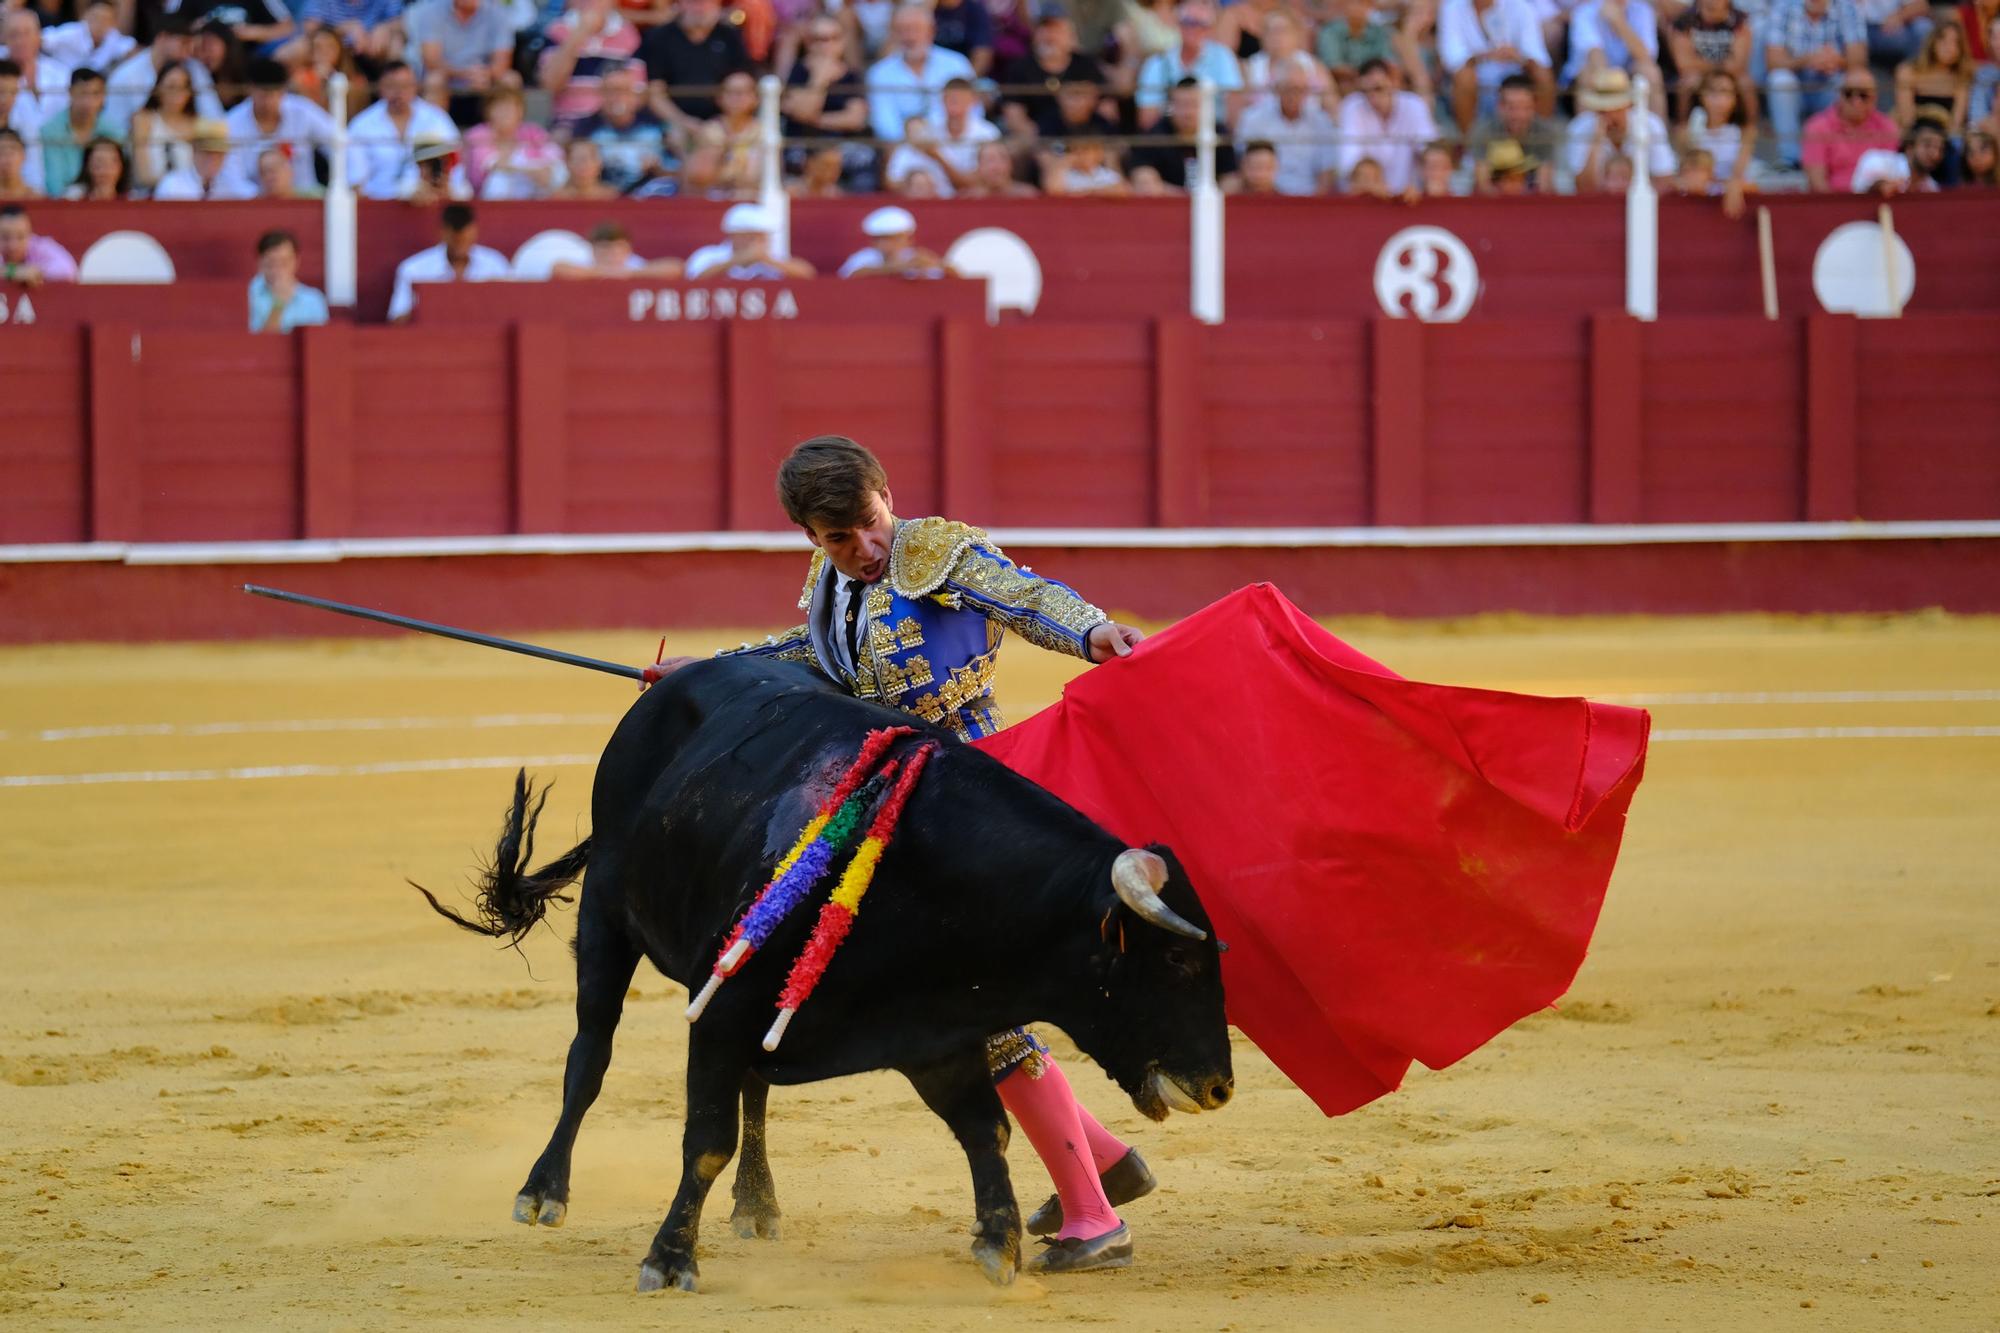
(5, 313, 2000, 547)
(411, 276, 985, 325)
(16, 194, 2000, 326)
(1, 330, 90, 544)
(1854, 314, 2000, 521)
(0, 280, 261, 329)
(7, 537, 1999, 647)
(1637, 316, 1805, 523)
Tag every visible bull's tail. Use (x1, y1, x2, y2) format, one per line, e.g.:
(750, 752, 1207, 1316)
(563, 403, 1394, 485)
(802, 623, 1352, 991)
(412, 769, 591, 946)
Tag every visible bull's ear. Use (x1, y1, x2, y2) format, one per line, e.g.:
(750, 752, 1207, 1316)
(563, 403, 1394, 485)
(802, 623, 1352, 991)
(1111, 849, 1206, 941)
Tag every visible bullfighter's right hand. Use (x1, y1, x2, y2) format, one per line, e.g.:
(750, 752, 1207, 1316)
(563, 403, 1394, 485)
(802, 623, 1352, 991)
(641, 656, 700, 688)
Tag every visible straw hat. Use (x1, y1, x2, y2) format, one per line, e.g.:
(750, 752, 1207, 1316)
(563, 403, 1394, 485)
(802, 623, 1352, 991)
(1484, 137, 1540, 178)
(1577, 68, 1635, 113)
(190, 118, 231, 152)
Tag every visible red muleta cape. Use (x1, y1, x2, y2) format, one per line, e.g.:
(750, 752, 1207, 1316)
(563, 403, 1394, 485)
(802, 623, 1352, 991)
(972, 584, 1649, 1116)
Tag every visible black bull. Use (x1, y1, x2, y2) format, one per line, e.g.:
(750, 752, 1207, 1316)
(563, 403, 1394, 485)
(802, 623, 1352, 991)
(420, 657, 1233, 1292)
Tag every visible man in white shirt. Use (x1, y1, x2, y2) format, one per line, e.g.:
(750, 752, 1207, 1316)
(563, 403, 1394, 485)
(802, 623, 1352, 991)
(1234, 63, 1339, 195)
(1436, 0, 1555, 131)
(388, 202, 511, 322)
(1, 58, 47, 194)
(152, 117, 259, 198)
(347, 59, 461, 199)
(884, 77, 997, 196)
(865, 4, 975, 144)
(837, 205, 953, 278)
(1333, 57, 1438, 194)
(219, 57, 335, 197)
(685, 202, 818, 280)
(103, 17, 223, 134)
(1564, 67, 1674, 189)
(1, 10, 75, 128)
(44, 1, 135, 74)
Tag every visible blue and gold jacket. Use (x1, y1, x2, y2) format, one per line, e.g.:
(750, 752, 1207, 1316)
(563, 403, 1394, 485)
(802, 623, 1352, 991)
(724, 517, 1107, 740)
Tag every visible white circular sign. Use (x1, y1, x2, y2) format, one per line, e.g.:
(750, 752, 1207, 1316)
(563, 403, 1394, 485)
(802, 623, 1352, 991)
(1812, 222, 1916, 317)
(1373, 226, 1480, 322)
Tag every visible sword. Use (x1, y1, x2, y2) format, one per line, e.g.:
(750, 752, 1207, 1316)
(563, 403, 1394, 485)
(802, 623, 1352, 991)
(241, 584, 647, 682)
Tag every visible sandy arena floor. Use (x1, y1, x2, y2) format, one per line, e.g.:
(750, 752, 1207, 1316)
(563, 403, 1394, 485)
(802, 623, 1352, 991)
(1, 610, 1996, 1331)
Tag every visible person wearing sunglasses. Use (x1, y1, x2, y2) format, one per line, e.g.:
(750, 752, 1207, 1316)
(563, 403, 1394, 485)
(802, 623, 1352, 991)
(1801, 67, 1900, 190)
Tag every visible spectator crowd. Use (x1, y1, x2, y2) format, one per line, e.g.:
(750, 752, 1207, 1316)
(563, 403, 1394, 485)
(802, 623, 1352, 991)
(1, 0, 1997, 208)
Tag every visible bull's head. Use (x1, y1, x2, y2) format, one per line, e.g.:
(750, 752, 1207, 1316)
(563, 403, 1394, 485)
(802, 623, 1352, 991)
(1066, 845, 1234, 1123)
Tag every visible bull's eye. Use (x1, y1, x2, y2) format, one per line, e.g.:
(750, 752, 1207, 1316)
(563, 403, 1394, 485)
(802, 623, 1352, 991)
(1162, 945, 1199, 978)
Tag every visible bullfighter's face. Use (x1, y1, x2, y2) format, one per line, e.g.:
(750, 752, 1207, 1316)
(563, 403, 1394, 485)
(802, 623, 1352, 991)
(806, 489, 897, 584)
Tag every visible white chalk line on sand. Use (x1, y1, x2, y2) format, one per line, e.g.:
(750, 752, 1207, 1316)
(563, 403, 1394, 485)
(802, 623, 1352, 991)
(1601, 689, 2000, 705)
(1651, 725, 2000, 742)
(4, 690, 1995, 746)
(19, 712, 622, 743)
(0, 753, 598, 789)
(6, 727, 2000, 788)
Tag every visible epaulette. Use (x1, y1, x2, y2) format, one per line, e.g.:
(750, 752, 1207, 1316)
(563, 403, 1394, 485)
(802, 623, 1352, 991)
(796, 548, 827, 610)
(888, 518, 988, 597)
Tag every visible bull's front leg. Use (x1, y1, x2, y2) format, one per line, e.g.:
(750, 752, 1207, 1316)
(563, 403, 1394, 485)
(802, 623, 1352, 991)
(904, 1051, 1022, 1285)
(729, 1071, 782, 1239)
(636, 1032, 745, 1293)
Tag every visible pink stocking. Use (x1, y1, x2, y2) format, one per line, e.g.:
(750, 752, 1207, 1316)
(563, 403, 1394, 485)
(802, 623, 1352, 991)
(1073, 1100, 1130, 1175)
(995, 1058, 1121, 1241)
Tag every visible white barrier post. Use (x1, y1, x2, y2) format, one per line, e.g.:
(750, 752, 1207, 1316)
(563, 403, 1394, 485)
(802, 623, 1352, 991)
(758, 74, 791, 258)
(324, 72, 357, 307)
(1190, 77, 1225, 324)
(1624, 74, 1658, 321)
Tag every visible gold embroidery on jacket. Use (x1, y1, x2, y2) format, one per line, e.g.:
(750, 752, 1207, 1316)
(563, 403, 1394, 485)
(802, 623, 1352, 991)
(889, 518, 986, 596)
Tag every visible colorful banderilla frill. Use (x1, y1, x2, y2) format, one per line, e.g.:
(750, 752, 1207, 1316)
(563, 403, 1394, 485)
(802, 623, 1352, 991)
(682, 726, 919, 1025)
(762, 741, 937, 1051)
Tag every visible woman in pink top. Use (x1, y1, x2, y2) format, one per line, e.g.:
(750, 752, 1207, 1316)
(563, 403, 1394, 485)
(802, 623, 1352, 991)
(462, 86, 565, 199)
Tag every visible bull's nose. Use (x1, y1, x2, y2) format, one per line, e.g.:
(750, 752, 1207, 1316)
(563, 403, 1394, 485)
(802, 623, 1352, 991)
(1206, 1079, 1233, 1109)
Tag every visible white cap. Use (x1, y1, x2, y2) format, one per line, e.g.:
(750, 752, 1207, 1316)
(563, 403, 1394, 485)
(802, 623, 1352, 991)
(1849, 148, 1909, 194)
(721, 202, 776, 234)
(862, 205, 917, 238)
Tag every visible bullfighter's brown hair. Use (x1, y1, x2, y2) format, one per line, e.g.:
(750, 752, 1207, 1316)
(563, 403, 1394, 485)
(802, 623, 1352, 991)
(776, 436, 889, 531)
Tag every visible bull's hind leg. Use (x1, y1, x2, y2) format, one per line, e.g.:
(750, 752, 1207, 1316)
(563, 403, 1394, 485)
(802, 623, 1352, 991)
(636, 1033, 745, 1293)
(514, 906, 640, 1228)
(905, 1051, 1022, 1285)
(729, 1072, 782, 1239)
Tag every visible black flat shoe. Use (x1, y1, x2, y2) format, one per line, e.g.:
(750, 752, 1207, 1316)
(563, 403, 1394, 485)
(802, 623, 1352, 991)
(1024, 1222, 1132, 1275)
(1025, 1148, 1158, 1236)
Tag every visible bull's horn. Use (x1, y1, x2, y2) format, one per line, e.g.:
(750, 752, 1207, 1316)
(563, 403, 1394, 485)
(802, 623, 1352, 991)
(1111, 849, 1207, 941)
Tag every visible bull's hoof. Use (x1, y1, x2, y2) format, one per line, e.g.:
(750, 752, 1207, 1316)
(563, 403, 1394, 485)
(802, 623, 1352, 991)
(513, 1191, 566, 1227)
(730, 1203, 781, 1241)
(636, 1258, 699, 1294)
(971, 1238, 1019, 1286)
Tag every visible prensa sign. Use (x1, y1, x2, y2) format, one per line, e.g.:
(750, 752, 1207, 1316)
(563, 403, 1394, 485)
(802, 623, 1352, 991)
(628, 287, 802, 322)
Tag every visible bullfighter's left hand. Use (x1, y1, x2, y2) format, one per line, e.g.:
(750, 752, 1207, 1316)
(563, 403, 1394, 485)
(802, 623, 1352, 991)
(1087, 622, 1145, 663)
